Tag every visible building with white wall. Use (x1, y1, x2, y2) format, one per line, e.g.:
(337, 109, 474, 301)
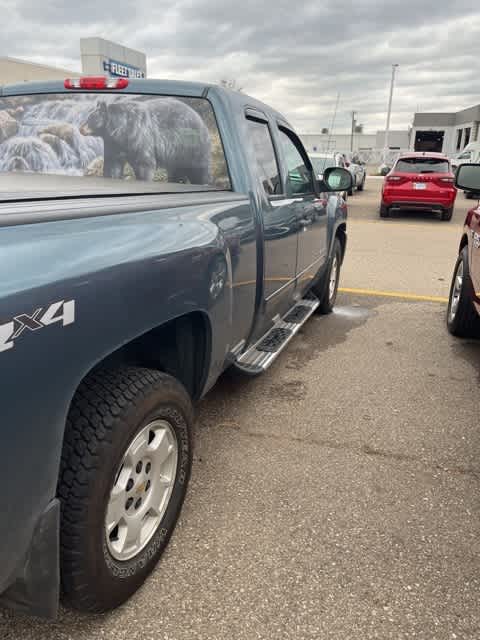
(300, 130, 411, 166)
(80, 38, 146, 79)
(0, 56, 73, 84)
(411, 105, 480, 156)
(0, 39, 147, 86)
(301, 130, 410, 154)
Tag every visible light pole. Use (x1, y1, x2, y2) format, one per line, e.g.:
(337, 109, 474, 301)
(384, 64, 399, 163)
(350, 111, 356, 152)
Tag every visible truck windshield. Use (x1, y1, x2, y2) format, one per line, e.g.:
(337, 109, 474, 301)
(395, 157, 450, 174)
(0, 93, 231, 198)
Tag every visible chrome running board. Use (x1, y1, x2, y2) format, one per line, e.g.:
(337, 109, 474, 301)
(233, 293, 319, 375)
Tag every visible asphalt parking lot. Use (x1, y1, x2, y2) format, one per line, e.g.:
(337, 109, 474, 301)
(1, 179, 479, 639)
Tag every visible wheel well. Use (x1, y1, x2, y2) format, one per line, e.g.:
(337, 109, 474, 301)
(76, 312, 211, 402)
(336, 224, 347, 262)
(459, 234, 469, 253)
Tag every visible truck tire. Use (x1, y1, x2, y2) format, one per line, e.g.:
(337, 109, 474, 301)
(314, 237, 342, 314)
(58, 367, 193, 612)
(441, 207, 453, 221)
(447, 246, 480, 338)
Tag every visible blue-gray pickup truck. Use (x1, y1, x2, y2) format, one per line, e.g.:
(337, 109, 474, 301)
(0, 76, 351, 617)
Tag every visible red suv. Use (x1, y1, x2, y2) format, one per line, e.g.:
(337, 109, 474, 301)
(380, 152, 457, 221)
(447, 164, 480, 337)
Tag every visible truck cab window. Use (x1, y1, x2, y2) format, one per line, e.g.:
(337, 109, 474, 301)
(0, 93, 231, 196)
(278, 128, 314, 195)
(246, 117, 281, 195)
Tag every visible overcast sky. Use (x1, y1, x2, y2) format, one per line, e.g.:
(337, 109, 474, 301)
(1, 0, 479, 133)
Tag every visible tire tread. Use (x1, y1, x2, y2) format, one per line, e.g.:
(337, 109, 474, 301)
(58, 366, 191, 612)
(447, 248, 480, 338)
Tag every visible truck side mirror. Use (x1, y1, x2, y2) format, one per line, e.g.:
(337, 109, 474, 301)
(323, 167, 353, 193)
(455, 164, 480, 192)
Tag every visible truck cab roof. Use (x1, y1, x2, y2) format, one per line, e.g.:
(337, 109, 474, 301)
(0, 77, 292, 129)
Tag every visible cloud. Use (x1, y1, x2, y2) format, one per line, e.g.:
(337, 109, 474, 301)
(1, 0, 479, 132)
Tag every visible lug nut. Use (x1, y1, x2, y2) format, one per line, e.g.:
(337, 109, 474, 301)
(134, 498, 142, 510)
(126, 478, 134, 492)
(136, 461, 143, 474)
(125, 497, 133, 510)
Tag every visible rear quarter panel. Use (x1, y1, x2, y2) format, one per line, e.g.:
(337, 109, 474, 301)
(0, 194, 255, 592)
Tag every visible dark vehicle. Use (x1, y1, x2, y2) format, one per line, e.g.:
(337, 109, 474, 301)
(0, 77, 351, 617)
(380, 152, 457, 221)
(447, 164, 480, 336)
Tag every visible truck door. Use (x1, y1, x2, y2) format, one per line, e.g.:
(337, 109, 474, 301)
(470, 203, 480, 301)
(246, 115, 298, 326)
(276, 126, 328, 292)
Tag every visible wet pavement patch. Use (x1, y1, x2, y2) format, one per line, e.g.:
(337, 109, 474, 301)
(286, 303, 376, 369)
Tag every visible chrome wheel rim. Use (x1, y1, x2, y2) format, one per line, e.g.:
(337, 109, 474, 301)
(329, 256, 338, 301)
(105, 420, 178, 562)
(449, 260, 464, 322)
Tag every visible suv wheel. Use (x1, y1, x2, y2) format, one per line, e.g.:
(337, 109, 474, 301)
(441, 207, 453, 221)
(380, 203, 389, 218)
(447, 246, 480, 337)
(58, 367, 194, 612)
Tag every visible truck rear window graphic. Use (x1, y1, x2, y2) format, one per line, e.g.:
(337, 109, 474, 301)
(0, 94, 231, 194)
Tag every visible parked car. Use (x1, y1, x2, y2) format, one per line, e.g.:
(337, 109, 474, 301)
(0, 76, 352, 617)
(340, 152, 366, 194)
(310, 152, 349, 200)
(447, 163, 480, 337)
(451, 142, 480, 172)
(451, 142, 480, 200)
(380, 152, 457, 221)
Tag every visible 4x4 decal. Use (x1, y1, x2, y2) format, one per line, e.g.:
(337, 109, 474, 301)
(0, 300, 75, 353)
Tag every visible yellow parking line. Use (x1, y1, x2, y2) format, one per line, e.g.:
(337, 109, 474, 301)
(339, 287, 448, 303)
(348, 219, 460, 231)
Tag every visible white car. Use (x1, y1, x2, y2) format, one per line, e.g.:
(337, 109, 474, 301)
(310, 153, 349, 200)
(451, 142, 480, 199)
(451, 142, 480, 170)
(339, 152, 366, 194)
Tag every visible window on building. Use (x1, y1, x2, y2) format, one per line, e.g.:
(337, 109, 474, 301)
(464, 128, 471, 147)
(456, 129, 463, 151)
(414, 130, 444, 153)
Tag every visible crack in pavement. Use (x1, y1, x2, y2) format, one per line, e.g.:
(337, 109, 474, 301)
(211, 422, 480, 481)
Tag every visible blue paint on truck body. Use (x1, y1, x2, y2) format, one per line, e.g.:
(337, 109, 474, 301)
(0, 79, 347, 616)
